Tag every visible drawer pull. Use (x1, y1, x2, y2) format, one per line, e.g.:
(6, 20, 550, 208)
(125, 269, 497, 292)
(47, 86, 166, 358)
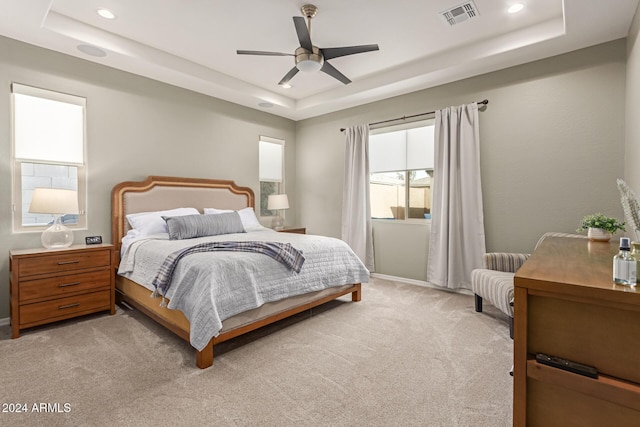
(58, 303, 80, 310)
(57, 260, 80, 265)
(58, 281, 81, 288)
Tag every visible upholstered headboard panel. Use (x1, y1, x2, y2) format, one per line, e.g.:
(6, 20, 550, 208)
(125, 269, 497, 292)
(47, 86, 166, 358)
(111, 176, 255, 252)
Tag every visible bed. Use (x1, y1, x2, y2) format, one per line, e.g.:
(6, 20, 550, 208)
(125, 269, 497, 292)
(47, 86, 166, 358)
(111, 176, 368, 368)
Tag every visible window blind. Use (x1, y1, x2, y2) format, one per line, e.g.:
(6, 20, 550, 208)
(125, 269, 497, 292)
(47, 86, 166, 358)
(13, 83, 85, 164)
(369, 123, 435, 173)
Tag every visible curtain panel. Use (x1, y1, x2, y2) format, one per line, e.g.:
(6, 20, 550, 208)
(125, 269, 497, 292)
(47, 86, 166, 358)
(427, 103, 486, 290)
(342, 124, 375, 271)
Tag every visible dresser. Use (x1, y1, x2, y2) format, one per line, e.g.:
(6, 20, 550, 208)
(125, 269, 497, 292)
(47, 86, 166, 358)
(513, 236, 640, 425)
(10, 244, 116, 338)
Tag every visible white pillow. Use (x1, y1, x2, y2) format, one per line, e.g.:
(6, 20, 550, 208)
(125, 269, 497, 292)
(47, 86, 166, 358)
(204, 207, 261, 229)
(204, 208, 232, 214)
(126, 207, 200, 235)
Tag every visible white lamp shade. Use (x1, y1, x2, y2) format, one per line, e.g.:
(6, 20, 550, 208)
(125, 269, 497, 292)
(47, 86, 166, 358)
(29, 188, 79, 215)
(268, 194, 289, 210)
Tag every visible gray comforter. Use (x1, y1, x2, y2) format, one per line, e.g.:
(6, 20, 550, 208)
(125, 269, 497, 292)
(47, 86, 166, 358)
(118, 228, 370, 351)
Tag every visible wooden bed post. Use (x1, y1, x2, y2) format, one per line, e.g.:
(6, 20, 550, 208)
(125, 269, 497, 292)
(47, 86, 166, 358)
(196, 340, 214, 369)
(352, 283, 362, 302)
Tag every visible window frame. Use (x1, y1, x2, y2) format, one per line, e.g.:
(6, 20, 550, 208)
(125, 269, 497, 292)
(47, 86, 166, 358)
(11, 83, 88, 234)
(369, 119, 434, 223)
(258, 135, 285, 220)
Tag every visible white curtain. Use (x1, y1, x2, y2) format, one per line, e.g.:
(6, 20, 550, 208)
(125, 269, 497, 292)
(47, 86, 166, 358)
(342, 124, 375, 271)
(427, 103, 486, 290)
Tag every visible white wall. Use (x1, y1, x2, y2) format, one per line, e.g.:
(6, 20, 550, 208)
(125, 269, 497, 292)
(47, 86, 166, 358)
(0, 36, 296, 319)
(296, 40, 627, 281)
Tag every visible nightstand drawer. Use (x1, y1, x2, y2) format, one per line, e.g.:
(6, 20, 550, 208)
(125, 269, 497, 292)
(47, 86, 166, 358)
(17, 249, 111, 277)
(19, 269, 111, 302)
(20, 290, 111, 327)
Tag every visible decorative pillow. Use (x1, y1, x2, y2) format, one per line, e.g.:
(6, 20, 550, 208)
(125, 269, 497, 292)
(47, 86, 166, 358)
(163, 212, 246, 240)
(204, 207, 261, 229)
(126, 207, 199, 235)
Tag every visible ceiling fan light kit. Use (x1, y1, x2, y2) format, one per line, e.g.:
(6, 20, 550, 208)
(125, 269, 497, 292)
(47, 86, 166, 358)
(237, 4, 379, 86)
(295, 46, 323, 72)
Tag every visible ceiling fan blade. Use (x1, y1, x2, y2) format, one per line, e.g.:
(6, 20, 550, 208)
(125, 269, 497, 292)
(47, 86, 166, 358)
(293, 16, 313, 51)
(321, 61, 351, 85)
(237, 50, 293, 56)
(278, 67, 300, 85)
(321, 44, 380, 60)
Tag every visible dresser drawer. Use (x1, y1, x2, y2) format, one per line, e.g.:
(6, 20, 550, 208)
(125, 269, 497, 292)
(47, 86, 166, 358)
(19, 269, 111, 302)
(17, 249, 111, 277)
(19, 290, 111, 327)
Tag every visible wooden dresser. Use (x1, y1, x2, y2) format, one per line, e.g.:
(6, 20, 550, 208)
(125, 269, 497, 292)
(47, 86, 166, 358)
(10, 244, 116, 338)
(513, 236, 640, 425)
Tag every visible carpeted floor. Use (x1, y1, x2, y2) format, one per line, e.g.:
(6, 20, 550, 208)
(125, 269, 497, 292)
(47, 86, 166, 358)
(0, 277, 513, 426)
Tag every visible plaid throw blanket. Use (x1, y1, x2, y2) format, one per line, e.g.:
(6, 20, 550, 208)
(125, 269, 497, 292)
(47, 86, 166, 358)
(151, 241, 305, 301)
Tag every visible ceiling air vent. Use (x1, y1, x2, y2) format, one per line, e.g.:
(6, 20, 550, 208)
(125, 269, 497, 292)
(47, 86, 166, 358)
(439, 1, 479, 26)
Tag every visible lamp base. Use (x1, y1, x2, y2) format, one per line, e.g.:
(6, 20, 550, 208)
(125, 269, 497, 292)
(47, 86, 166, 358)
(41, 216, 74, 249)
(271, 214, 284, 230)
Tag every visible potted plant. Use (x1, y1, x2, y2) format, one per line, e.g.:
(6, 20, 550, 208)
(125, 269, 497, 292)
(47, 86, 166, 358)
(577, 213, 625, 242)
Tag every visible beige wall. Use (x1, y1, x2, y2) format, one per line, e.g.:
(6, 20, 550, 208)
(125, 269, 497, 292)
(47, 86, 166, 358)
(0, 36, 296, 319)
(626, 6, 640, 192)
(297, 40, 627, 281)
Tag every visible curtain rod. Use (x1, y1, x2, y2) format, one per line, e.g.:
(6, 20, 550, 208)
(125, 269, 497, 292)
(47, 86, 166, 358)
(339, 99, 489, 132)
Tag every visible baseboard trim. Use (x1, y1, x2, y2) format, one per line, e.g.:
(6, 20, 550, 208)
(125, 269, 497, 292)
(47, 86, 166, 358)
(0, 317, 10, 327)
(370, 273, 473, 295)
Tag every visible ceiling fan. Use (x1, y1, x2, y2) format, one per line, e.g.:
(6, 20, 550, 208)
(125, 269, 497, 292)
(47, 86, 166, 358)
(237, 4, 379, 86)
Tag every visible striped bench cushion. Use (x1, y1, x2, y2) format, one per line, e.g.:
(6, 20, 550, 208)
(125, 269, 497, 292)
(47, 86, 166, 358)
(483, 252, 530, 273)
(470, 269, 515, 317)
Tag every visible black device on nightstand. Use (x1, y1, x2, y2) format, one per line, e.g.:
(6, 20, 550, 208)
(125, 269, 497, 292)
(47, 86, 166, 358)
(85, 236, 103, 245)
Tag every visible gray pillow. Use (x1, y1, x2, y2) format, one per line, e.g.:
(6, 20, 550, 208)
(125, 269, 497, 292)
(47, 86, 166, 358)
(162, 212, 246, 240)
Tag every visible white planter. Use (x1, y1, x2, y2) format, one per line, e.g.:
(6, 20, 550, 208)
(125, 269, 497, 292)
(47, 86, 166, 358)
(587, 227, 612, 242)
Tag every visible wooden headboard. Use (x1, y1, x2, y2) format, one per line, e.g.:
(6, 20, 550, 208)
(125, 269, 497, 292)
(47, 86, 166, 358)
(111, 176, 255, 253)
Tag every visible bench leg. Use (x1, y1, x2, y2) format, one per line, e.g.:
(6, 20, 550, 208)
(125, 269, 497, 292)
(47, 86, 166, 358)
(474, 294, 483, 312)
(509, 316, 514, 340)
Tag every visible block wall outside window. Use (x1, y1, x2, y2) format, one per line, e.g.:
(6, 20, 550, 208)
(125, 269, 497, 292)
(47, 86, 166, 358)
(21, 163, 78, 226)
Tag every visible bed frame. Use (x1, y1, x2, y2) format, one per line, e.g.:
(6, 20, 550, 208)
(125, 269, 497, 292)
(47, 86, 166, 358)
(111, 176, 361, 368)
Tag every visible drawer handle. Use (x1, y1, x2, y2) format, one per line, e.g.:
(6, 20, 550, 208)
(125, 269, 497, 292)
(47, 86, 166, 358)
(58, 260, 80, 265)
(58, 282, 81, 288)
(58, 303, 80, 310)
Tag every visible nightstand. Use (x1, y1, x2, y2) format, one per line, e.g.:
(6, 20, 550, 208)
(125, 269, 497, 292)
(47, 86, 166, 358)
(277, 227, 306, 234)
(10, 244, 116, 338)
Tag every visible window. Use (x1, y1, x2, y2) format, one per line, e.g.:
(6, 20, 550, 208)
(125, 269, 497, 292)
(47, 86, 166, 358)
(11, 83, 87, 232)
(369, 120, 435, 220)
(259, 136, 285, 217)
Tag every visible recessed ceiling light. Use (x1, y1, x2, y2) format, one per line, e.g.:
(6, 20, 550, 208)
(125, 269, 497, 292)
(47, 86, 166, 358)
(258, 102, 274, 108)
(77, 44, 107, 57)
(280, 83, 292, 89)
(507, 3, 525, 14)
(97, 8, 116, 19)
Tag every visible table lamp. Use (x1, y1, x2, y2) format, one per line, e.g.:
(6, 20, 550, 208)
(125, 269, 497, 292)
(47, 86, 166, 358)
(267, 194, 289, 230)
(29, 188, 79, 249)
